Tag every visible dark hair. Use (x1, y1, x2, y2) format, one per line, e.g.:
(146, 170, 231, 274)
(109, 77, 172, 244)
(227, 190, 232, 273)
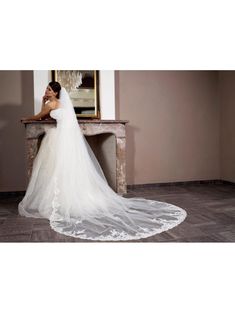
(49, 81, 61, 99)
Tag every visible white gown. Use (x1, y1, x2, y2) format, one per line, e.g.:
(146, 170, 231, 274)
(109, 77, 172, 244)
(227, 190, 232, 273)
(19, 88, 187, 241)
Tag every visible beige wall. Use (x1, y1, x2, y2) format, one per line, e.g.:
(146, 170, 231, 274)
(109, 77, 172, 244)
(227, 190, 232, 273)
(219, 72, 235, 183)
(1, 70, 234, 191)
(0, 71, 34, 191)
(116, 71, 221, 185)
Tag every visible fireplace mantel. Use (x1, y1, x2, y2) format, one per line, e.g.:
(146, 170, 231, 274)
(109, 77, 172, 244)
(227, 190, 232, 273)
(21, 119, 129, 195)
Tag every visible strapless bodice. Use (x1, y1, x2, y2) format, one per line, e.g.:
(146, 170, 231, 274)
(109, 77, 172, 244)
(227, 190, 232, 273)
(50, 108, 63, 121)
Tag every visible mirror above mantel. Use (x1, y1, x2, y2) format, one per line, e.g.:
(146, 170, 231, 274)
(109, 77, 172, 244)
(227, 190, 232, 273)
(51, 70, 100, 119)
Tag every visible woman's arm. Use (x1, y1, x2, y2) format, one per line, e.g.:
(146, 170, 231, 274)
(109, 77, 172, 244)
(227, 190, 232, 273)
(21, 102, 55, 121)
(40, 95, 48, 111)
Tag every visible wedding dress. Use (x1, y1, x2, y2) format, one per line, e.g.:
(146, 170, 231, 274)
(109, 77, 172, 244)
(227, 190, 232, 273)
(18, 87, 187, 241)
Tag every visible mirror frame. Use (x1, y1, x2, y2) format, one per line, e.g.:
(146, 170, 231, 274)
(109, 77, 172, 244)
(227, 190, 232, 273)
(51, 70, 100, 119)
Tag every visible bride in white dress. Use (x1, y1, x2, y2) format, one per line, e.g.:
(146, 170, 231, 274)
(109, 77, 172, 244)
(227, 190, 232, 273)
(19, 82, 187, 241)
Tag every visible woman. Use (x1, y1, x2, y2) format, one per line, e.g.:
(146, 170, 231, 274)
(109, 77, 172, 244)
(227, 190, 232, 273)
(21, 82, 61, 121)
(19, 81, 187, 241)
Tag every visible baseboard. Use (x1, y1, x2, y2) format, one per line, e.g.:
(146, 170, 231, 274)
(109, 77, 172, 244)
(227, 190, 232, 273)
(0, 191, 25, 199)
(1, 179, 235, 198)
(127, 179, 235, 190)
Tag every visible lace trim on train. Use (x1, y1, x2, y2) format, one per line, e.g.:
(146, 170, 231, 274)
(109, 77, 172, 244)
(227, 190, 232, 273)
(50, 176, 187, 241)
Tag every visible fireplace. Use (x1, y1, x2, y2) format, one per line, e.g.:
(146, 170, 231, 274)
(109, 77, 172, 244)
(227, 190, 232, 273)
(22, 119, 128, 195)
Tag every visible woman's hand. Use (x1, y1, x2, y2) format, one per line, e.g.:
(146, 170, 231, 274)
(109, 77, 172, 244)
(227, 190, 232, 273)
(43, 95, 48, 104)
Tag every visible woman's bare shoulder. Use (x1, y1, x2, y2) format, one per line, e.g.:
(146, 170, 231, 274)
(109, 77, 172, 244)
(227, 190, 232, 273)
(47, 100, 60, 110)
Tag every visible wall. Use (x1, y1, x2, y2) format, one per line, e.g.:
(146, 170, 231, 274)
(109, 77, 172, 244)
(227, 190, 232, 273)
(0, 71, 34, 191)
(219, 71, 235, 183)
(1, 70, 234, 191)
(116, 71, 220, 185)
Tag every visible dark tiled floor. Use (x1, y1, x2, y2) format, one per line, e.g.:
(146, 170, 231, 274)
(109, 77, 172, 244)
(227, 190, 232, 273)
(1, 183, 235, 242)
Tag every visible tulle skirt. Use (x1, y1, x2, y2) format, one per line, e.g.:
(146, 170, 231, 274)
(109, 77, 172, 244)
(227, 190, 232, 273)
(19, 125, 187, 241)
